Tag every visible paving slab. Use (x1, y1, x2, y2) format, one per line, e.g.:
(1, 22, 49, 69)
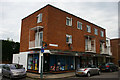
(27, 72, 75, 79)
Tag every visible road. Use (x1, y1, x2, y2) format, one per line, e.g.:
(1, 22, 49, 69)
(61, 71, 120, 80)
(0, 71, 120, 80)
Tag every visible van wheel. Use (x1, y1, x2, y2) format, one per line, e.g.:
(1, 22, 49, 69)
(87, 72, 91, 77)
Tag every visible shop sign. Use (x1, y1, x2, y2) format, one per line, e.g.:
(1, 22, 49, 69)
(41, 48, 44, 53)
(49, 44, 58, 47)
(30, 51, 40, 53)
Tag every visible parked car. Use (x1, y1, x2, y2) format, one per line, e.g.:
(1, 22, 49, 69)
(0, 64, 4, 74)
(75, 65, 101, 77)
(99, 63, 118, 72)
(2, 64, 26, 78)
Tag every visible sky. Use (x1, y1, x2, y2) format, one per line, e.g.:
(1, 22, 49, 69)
(0, 0, 119, 42)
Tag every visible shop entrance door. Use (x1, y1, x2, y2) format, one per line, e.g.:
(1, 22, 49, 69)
(43, 53, 50, 72)
(75, 56, 81, 69)
(93, 57, 98, 67)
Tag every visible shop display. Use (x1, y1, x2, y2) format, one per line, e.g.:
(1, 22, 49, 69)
(27, 54, 39, 71)
(50, 55, 74, 71)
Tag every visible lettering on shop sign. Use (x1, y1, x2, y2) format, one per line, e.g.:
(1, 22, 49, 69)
(49, 44, 58, 47)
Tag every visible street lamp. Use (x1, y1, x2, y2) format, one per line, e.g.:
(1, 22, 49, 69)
(40, 41, 47, 78)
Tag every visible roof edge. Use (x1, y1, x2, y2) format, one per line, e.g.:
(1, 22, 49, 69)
(22, 4, 105, 30)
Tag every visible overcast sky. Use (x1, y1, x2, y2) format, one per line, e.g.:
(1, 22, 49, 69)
(0, 0, 119, 42)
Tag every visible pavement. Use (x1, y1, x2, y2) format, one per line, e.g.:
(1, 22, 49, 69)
(27, 72, 75, 79)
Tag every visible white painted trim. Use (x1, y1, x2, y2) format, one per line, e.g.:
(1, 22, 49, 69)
(49, 44, 58, 47)
(66, 34, 72, 44)
(37, 13, 42, 23)
(39, 52, 41, 73)
(66, 17, 72, 26)
(94, 28, 98, 35)
(77, 21, 82, 30)
(30, 26, 43, 30)
(87, 25, 91, 33)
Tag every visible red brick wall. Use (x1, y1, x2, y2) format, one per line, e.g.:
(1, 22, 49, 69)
(20, 5, 106, 54)
(110, 38, 120, 65)
(20, 6, 49, 52)
(46, 5, 106, 53)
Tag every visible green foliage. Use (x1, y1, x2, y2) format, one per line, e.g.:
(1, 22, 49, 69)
(2, 40, 20, 63)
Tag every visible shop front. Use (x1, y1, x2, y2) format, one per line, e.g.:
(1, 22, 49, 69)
(49, 55, 75, 72)
(27, 50, 76, 73)
(26, 50, 109, 73)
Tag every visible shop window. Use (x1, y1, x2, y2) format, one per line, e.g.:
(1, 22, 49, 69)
(28, 54, 39, 71)
(50, 55, 74, 71)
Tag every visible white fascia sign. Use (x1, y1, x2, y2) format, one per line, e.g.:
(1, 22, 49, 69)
(49, 44, 58, 47)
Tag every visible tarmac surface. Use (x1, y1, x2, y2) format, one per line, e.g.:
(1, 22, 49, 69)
(0, 69, 120, 80)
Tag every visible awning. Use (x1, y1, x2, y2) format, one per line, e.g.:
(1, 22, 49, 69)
(48, 49, 105, 57)
(84, 35, 95, 38)
(30, 26, 43, 30)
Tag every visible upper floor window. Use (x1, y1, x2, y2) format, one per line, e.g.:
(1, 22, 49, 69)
(87, 25, 91, 33)
(66, 34, 72, 44)
(37, 13, 42, 23)
(35, 31, 43, 47)
(101, 31, 104, 37)
(94, 28, 98, 35)
(77, 21, 82, 30)
(66, 17, 72, 26)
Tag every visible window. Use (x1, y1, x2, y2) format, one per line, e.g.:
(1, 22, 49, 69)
(37, 13, 42, 23)
(35, 31, 43, 47)
(94, 28, 98, 35)
(66, 34, 72, 44)
(77, 21, 82, 30)
(101, 31, 104, 37)
(87, 25, 91, 33)
(66, 17, 72, 26)
(85, 39, 88, 50)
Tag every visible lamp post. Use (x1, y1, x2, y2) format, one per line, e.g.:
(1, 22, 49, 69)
(40, 47, 44, 78)
(40, 41, 47, 78)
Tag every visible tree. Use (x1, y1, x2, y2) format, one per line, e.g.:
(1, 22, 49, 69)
(1, 40, 20, 63)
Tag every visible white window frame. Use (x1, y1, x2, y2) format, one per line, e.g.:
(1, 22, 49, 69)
(77, 21, 82, 30)
(66, 34, 72, 44)
(37, 13, 42, 23)
(94, 28, 98, 35)
(101, 31, 104, 37)
(87, 25, 91, 33)
(35, 31, 43, 47)
(66, 17, 72, 26)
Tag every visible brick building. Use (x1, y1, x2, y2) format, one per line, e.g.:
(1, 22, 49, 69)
(110, 38, 120, 66)
(13, 4, 111, 73)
